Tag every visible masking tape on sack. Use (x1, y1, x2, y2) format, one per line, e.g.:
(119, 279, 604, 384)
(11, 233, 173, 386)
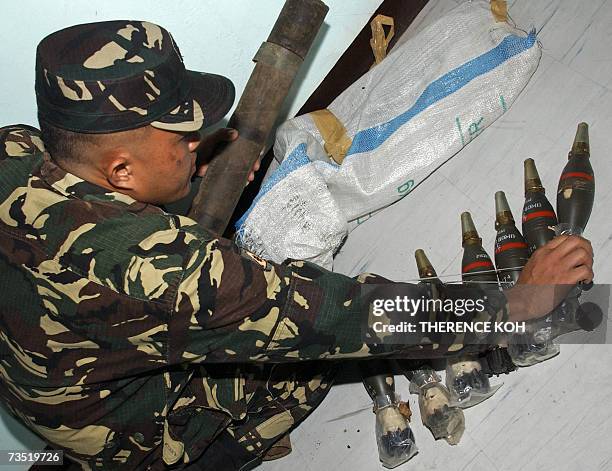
(490, 0, 508, 22)
(310, 109, 352, 165)
(370, 14, 395, 67)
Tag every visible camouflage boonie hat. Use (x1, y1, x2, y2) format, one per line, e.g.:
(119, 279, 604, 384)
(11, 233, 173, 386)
(35, 20, 235, 133)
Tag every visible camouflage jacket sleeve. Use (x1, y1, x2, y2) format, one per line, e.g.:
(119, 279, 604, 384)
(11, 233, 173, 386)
(0, 124, 46, 160)
(171, 222, 509, 363)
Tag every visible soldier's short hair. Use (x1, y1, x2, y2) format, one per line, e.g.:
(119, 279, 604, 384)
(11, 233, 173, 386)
(39, 119, 102, 163)
(39, 120, 153, 164)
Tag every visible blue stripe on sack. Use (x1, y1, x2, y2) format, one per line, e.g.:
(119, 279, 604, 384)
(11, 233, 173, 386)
(235, 143, 311, 229)
(346, 31, 536, 156)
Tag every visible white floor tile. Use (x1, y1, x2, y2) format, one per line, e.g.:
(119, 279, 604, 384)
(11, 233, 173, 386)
(505, 57, 604, 145)
(563, 0, 612, 89)
(508, 0, 606, 62)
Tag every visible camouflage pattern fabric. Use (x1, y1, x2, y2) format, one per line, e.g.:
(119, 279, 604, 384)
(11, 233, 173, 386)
(188, 362, 336, 470)
(0, 124, 46, 157)
(35, 21, 234, 133)
(0, 125, 507, 469)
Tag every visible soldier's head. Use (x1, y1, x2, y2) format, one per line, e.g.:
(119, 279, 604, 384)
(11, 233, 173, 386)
(35, 20, 235, 204)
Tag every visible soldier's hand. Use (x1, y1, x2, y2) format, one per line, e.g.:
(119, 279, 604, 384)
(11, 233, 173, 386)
(506, 235, 594, 321)
(195, 128, 260, 183)
(519, 235, 593, 285)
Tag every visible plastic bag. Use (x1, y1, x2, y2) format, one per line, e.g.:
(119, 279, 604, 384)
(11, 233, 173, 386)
(409, 368, 465, 445)
(446, 355, 502, 408)
(508, 337, 560, 367)
(373, 393, 417, 468)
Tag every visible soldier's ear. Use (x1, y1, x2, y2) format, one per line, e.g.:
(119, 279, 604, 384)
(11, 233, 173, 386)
(105, 150, 135, 191)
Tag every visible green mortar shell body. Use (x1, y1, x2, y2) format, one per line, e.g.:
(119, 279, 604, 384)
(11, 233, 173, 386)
(522, 191, 557, 255)
(461, 243, 499, 285)
(494, 223, 529, 288)
(461, 212, 498, 285)
(557, 153, 594, 234)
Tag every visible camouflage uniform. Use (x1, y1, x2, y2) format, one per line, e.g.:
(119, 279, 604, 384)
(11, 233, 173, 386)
(0, 21, 508, 471)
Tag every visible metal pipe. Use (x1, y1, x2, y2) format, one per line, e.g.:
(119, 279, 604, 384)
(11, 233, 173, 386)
(188, 0, 329, 234)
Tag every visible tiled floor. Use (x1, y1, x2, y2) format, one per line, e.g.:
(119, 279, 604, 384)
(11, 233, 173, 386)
(263, 1, 612, 470)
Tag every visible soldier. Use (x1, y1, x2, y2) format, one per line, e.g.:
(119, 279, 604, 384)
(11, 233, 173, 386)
(0, 21, 593, 470)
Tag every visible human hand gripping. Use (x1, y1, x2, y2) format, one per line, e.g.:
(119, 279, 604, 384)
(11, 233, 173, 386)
(506, 235, 594, 321)
(195, 128, 261, 184)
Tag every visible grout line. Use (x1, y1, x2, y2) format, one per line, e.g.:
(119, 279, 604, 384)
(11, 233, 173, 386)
(535, 3, 559, 36)
(560, 0, 609, 64)
(479, 447, 503, 471)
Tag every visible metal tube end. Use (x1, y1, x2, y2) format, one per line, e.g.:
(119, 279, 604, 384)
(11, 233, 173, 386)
(461, 212, 480, 246)
(415, 249, 436, 278)
(524, 158, 544, 194)
(495, 191, 514, 225)
(524, 158, 540, 181)
(495, 191, 511, 214)
(461, 212, 476, 234)
(571, 122, 589, 156)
